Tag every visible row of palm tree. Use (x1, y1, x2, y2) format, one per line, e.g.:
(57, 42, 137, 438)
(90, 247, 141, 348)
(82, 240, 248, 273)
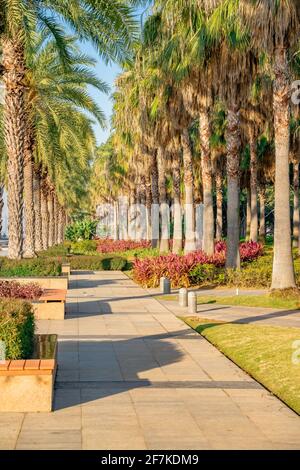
(90, 0, 300, 291)
(0, 0, 138, 258)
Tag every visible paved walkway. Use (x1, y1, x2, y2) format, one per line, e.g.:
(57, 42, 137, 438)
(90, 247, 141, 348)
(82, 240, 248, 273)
(1, 271, 300, 450)
(158, 291, 300, 328)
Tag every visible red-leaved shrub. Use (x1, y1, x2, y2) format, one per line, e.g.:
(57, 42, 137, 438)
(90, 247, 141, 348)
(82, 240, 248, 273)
(133, 241, 263, 287)
(96, 238, 151, 254)
(0, 281, 44, 300)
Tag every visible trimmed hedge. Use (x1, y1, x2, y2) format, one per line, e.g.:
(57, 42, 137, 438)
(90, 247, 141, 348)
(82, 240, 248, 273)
(68, 255, 129, 271)
(0, 299, 35, 359)
(0, 258, 62, 277)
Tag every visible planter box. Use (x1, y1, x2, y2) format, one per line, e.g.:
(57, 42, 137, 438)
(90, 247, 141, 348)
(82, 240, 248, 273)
(61, 263, 71, 277)
(0, 275, 68, 290)
(0, 335, 57, 412)
(32, 289, 67, 320)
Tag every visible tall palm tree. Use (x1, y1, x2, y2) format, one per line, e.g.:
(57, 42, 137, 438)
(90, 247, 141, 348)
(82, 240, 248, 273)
(239, 0, 300, 288)
(1, 0, 137, 259)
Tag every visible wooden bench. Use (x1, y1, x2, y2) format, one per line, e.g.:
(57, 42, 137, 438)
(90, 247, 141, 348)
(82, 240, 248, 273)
(32, 289, 67, 320)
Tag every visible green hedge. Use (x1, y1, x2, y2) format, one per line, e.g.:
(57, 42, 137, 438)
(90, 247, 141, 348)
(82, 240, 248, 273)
(70, 240, 98, 254)
(0, 258, 62, 277)
(0, 299, 35, 359)
(68, 255, 129, 271)
(38, 244, 71, 257)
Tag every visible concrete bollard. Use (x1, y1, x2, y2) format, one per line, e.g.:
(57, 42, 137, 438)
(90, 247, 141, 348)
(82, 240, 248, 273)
(179, 288, 188, 307)
(160, 277, 171, 294)
(188, 292, 197, 314)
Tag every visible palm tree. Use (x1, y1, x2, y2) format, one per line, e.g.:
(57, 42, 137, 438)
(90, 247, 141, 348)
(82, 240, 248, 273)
(1, 0, 137, 259)
(228, 0, 300, 287)
(22, 33, 107, 255)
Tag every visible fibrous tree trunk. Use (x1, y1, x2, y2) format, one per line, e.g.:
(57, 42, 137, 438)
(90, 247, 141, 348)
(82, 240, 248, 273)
(0, 184, 4, 245)
(33, 170, 43, 251)
(181, 128, 196, 253)
(259, 185, 266, 241)
(157, 146, 169, 253)
(53, 194, 58, 245)
(215, 166, 223, 240)
(41, 182, 49, 251)
(2, 37, 26, 259)
(172, 148, 183, 254)
(249, 128, 258, 242)
(151, 151, 160, 249)
(271, 47, 296, 289)
(246, 187, 251, 240)
(57, 205, 65, 244)
(145, 153, 152, 242)
(199, 108, 214, 254)
(47, 190, 55, 247)
(225, 106, 241, 269)
(293, 161, 299, 248)
(23, 125, 36, 258)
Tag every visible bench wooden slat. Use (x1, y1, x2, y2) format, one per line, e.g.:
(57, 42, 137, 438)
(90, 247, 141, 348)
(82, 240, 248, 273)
(39, 289, 67, 303)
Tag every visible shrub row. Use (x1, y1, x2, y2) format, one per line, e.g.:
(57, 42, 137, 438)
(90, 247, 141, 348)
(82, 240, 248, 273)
(96, 238, 151, 254)
(68, 255, 129, 271)
(133, 241, 263, 288)
(0, 281, 43, 300)
(0, 258, 62, 277)
(0, 299, 35, 359)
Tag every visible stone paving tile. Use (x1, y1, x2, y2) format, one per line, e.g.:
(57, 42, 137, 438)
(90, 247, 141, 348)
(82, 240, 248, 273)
(1, 270, 300, 450)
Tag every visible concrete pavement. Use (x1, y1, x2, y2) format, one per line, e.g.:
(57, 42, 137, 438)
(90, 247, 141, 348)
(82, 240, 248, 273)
(0, 271, 300, 450)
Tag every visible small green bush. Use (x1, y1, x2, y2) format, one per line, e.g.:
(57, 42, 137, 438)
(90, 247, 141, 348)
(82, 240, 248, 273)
(0, 299, 35, 359)
(0, 258, 62, 277)
(70, 240, 97, 254)
(38, 243, 71, 257)
(189, 264, 221, 285)
(224, 260, 272, 288)
(65, 219, 97, 241)
(68, 255, 128, 271)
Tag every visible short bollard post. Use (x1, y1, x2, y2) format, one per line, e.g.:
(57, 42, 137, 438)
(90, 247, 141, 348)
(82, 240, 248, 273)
(160, 277, 171, 294)
(179, 288, 188, 307)
(188, 292, 197, 314)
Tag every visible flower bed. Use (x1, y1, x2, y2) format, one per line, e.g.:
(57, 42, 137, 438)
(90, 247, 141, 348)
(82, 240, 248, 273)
(133, 241, 263, 288)
(0, 280, 44, 300)
(96, 238, 151, 254)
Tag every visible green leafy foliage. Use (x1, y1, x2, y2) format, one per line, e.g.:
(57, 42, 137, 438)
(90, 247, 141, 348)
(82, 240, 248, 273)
(70, 240, 98, 254)
(68, 255, 128, 271)
(65, 219, 98, 241)
(188, 264, 222, 286)
(0, 300, 35, 360)
(0, 258, 62, 277)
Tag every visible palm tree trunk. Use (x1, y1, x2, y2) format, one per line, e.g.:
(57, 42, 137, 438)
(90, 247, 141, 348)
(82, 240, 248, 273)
(271, 47, 295, 289)
(57, 205, 64, 244)
(199, 109, 214, 254)
(23, 136, 36, 258)
(145, 155, 152, 242)
(246, 187, 251, 239)
(293, 161, 299, 248)
(151, 151, 160, 249)
(249, 128, 258, 242)
(215, 166, 223, 240)
(53, 194, 59, 245)
(172, 150, 183, 254)
(33, 170, 43, 251)
(157, 146, 169, 252)
(225, 106, 241, 269)
(259, 186, 266, 241)
(2, 37, 26, 259)
(181, 128, 196, 253)
(0, 184, 4, 245)
(47, 191, 55, 247)
(41, 185, 49, 251)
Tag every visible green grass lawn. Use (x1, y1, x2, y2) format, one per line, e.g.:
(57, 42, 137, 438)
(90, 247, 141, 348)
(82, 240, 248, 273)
(156, 293, 300, 310)
(182, 317, 300, 415)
